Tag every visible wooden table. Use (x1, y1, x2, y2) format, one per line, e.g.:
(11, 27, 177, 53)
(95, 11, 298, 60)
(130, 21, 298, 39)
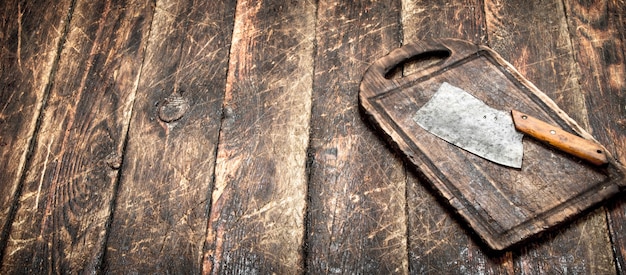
(1, 0, 624, 273)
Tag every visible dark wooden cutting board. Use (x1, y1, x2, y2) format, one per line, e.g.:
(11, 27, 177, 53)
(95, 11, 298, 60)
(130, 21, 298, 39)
(359, 38, 626, 250)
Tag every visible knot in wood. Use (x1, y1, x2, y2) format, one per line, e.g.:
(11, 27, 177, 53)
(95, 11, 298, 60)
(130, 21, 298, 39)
(105, 152, 122, 170)
(158, 93, 190, 123)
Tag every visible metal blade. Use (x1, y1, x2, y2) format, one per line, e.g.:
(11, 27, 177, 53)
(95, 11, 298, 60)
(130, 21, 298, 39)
(414, 82, 524, 168)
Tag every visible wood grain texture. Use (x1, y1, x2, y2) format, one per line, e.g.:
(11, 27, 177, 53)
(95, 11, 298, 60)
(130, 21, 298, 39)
(563, 0, 626, 175)
(511, 110, 608, 166)
(563, 0, 626, 273)
(486, 0, 589, 123)
(400, 1, 513, 274)
(609, 200, 626, 274)
(0, 0, 624, 273)
(402, 0, 487, 45)
(201, 0, 315, 273)
(362, 35, 624, 253)
(102, 0, 236, 273)
(1, 0, 153, 272)
(486, 0, 616, 273)
(0, 0, 72, 256)
(305, 1, 407, 273)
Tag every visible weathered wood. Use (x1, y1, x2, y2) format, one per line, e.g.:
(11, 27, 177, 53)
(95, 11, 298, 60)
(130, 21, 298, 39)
(361, 37, 625, 252)
(200, 0, 315, 273)
(407, 184, 514, 275)
(402, 0, 486, 46)
(400, 1, 513, 273)
(0, 0, 624, 273)
(563, 0, 626, 273)
(485, 0, 617, 273)
(102, 0, 236, 273)
(1, 0, 153, 273)
(0, 0, 72, 257)
(609, 201, 626, 274)
(487, 0, 589, 121)
(305, 1, 407, 273)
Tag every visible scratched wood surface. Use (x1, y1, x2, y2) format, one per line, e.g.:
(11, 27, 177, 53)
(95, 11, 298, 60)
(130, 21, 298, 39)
(305, 1, 407, 274)
(0, 0, 73, 260)
(486, 1, 617, 273)
(103, 0, 236, 273)
(1, 0, 624, 274)
(1, 0, 152, 273)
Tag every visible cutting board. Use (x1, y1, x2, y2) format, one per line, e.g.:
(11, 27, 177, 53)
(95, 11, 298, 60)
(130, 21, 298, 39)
(359, 38, 626, 250)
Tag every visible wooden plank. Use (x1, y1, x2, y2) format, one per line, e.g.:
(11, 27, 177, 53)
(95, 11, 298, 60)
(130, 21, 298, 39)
(486, 0, 589, 121)
(563, 0, 626, 177)
(485, 0, 616, 273)
(402, 0, 486, 46)
(563, 0, 626, 273)
(0, 0, 72, 256)
(400, 1, 515, 274)
(102, 0, 236, 273)
(199, 0, 315, 273)
(305, 1, 407, 273)
(0, 0, 153, 273)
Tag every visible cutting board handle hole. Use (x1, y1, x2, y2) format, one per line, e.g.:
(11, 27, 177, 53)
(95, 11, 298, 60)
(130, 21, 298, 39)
(384, 50, 451, 79)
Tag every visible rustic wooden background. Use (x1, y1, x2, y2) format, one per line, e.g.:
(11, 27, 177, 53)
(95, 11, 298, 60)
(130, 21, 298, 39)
(1, 0, 624, 273)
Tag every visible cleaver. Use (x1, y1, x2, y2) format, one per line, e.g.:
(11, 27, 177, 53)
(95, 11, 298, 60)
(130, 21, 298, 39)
(414, 82, 608, 168)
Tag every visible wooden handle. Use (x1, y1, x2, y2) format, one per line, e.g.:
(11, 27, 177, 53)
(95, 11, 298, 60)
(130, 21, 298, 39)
(511, 110, 608, 166)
